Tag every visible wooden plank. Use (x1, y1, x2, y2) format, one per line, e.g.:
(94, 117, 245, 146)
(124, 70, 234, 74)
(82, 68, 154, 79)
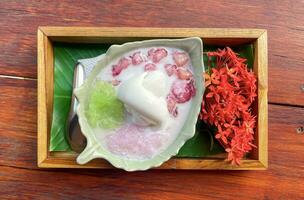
(37, 29, 54, 166)
(254, 31, 268, 167)
(0, 166, 302, 200)
(37, 29, 48, 166)
(41, 155, 265, 170)
(41, 27, 264, 38)
(0, 77, 37, 168)
(0, 1, 303, 107)
(39, 27, 261, 46)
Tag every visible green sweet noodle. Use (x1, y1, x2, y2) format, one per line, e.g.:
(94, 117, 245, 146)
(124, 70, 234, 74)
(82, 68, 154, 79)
(86, 80, 125, 129)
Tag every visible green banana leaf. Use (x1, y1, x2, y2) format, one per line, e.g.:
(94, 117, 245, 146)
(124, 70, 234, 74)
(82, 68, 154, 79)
(50, 42, 254, 158)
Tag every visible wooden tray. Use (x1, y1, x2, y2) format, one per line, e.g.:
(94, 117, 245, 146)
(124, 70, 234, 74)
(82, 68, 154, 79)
(37, 27, 268, 170)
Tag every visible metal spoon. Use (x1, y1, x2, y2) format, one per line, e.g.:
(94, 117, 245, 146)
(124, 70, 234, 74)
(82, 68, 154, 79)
(66, 63, 86, 153)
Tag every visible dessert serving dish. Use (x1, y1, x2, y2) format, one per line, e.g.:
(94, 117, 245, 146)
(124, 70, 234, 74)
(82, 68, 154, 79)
(37, 27, 268, 170)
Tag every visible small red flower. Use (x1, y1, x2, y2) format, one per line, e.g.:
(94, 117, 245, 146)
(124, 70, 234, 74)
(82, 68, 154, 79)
(201, 47, 257, 165)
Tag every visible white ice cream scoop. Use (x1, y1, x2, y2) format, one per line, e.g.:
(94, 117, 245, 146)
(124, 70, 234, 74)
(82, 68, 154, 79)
(117, 71, 169, 127)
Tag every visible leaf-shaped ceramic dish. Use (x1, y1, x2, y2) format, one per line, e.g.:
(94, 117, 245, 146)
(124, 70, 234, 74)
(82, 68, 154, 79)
(75, 37, 204, 171)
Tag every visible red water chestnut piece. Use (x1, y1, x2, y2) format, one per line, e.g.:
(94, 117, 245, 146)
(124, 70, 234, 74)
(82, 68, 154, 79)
(130, 51, 143, 65)
(164, 64, 177, 76)
(177, 68, 193, 80)
(148, 48, 168, 63)
(144, 63, 156, 71)
(173, 51, 189, 67)
(171, 80, 196, 103)
(166, 94, 178, 117)
(112, 57, 131, 76)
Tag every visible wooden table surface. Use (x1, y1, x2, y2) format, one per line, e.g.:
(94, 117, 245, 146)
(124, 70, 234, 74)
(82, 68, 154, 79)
(0, 0, 303, 199)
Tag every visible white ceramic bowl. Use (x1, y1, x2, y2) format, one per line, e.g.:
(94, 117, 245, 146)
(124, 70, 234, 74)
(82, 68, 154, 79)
(75, 37, 205, 171)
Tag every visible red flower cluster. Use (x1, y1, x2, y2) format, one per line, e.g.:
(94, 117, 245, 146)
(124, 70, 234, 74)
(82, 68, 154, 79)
(200, 47, 257, 165)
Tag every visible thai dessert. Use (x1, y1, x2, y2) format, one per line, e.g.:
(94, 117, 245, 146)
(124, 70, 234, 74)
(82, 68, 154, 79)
(74, 38, 203, 171)
(85, 47, 196, 160)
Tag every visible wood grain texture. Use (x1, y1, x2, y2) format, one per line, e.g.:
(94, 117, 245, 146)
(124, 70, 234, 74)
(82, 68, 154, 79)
(0, 77, 37, 168)
(0, 77, 303, 199)
(0, 0, 303, 106)
(0, 165, 302, 200)
(253, 32, 268, 167)
(41, 27, 264, 38)
(0, 0, 303, 199)
(37, 29, 48, 165)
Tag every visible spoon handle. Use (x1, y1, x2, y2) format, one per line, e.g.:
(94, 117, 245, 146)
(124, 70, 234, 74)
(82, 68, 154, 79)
(66, 63, 86, 152)
(70, 63, 85, 117)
